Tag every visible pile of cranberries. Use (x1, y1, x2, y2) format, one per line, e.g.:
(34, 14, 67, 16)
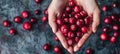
(56, 0, 92, 46)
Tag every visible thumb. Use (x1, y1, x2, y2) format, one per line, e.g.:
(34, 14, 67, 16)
(92, 7, 100, 33)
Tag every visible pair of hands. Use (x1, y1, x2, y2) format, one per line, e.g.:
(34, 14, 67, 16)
(48, 0, 100, 54)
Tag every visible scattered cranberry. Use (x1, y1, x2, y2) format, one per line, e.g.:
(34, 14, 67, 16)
(35, 9, 40, 15)
(44, 9, 48, 15)
(112, 2, 118, 8)
(54, 46, 61, 53)
(110, 36, 116, 43)
(100, 33, 107, 41)
(112, 24, 119, 31)
(42, 16, 48, 22)
(102, 5, 108, 12)
(43, 43, 49, 51)
(35, 0, 41, 3)
(21, 10, 29, 18)
(14, 16, 21, 23)
(113, 31, 119, 37)
(29, 17, 37, 23)
(9, 28, 16, 35)
(102, 27, 109, 33)
(54, 36, 59, 41)
(104, 17, 111, 24)
(86, 48, 92, 54)
(111, 14, 117, 21)
(2, 20, 10, 27)
(23, 22, 31, 30)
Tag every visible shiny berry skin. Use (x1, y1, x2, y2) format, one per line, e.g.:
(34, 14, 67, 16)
(86, 48, 92, 54)
(56, 18, 63, 25)
(112, 2, 118, 8)
(2, 20, 10, 27)
(74, 6, 82, 13)
(23, 22, 31, 30)
(102, 5, 108, 12)
(112, 24, 119, 31)
(35, 9, 40, 15)
(67, 38, 73, 46)
(74, 13, 81, 19)
(60, 25, 69, 34)
(54, 46, 61, 53)
(66, 6, 71, 13)
(102, 27, 109, 33)
(75, 37, 80, 43)
(76, 31, 82, 37)
(76, 19, 84, 27)
(64, 18, 69, 23)
(81, 26, 88, 33)
(110, 36, 116, 43)
(14, 16, 21, 23)
(35, 0, 41, 3)
(80, 11, 88, 18)
(21, 10, 29, 18)
(42, 16, 48, 22)
(70, 24, 77, 31)
(111, 14, 117, 21)
(29, 17, 37, 23)
(104, 17, 111, 24)
(100, 33, 107, 41)
(69, 1, 75, 7)
(113, 31, 119, 37)
(84, 16, 92, 25)
(69, 17, 76, 24)
(9, 28, 16, 35)
(68, 31, 74, 38)
(43, 44, 49, 51)
(54, 36, 59, 41)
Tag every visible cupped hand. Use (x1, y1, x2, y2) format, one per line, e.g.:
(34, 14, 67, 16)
(48, 0, 73, 54)
(74, 0, 101, 52)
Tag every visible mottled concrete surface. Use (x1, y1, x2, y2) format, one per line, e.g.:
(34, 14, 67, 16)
(0, 0, 120, 54)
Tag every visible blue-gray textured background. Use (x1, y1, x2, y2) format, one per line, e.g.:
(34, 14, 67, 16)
(0, 0, 120, 54)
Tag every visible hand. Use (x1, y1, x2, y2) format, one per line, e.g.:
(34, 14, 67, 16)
(48, 0, 73, 54)
(74, 0, 100, 52)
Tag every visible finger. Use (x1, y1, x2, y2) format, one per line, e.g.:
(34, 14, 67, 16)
(48, 12, 58, 33)
(92, 7, 100, 33)
(67, 46, 73, 54)
(55, 29, 69, 49)
(74, 28, 92, 52)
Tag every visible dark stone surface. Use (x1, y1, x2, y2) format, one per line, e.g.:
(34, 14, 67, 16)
(0, 0, 120, 54)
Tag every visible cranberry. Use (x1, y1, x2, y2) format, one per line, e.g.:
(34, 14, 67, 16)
(42, 16, 48, 22)
(86, 48, 92, 54)
(35, 0, 41, 3)
(111, 14, 117, 21)
(67, 38, 74, 46)
(113, 31, 119, 37)
(35, 9, 40, 15)
(74, 6, 82, 13)
(75, 37, 80, 43)
(60, 25, 69, 34)
(9, 28, 16, 35)
(54, 46, 61, 53)
(70, 24, 77, 31)
(14, 16, 21, 23)
(62, 13, 69, 18)
(74, 13, 82, 19)
(23, 22, 31, 30)
(66, 6, 71, 13)
(104, 17, 111, 24)
(69, 17, 76, 24)
(54, 36, 59, 41)
(118, 17, 120, 22)
(81, 26, 88, 33)
(2, 20, 10, 27)
(68, 31, 74, 38)
(112, 24, 119, 31)
(64, 18, 69, 23)
(43, 43, 49, 51)
(76, 31, 82, 37)
(102, 27, 109, 33)
(110, 36, 116, 43)
(21, 10, 29, 18)
(100, 33, 107, 41)
(80, 11, 88, 18)
(69, 1, 75, 7)
(102, 5, 108, 12)
(84, 16, 92, 25)
(44, 9, 48, 16)
(29, 17, 37, 23)
(76, 19, 84, 27)
(56, 18, 63, 25)
(112, 2, 118, 8)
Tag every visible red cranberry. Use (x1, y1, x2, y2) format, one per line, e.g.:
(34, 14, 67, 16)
(44, 9, 48, 15)
(76, 31, 82, 37)
(66, 6, 71, 13)
(60, 25, 69, 34)
(23, 22, 31, 30)
(112, 24, 119, 31)
(43, 44, 49, 51)
(64, 18, 69, 23)
(68, 31, 74, 38)
(69, 1, 75, 7)
(56, 18, 63, 25)
(76, 19, 84, 27)
(81, 26, 88, 33)
(74, 13, 81, 19)
(35, 0, 41, 3)
(21, 10, 29, 18)
(54, 46, 61, 53)
(14, 16, 21, 23)
(102, 5, 108, 12)
(111, 14, 117, 21)
(70, 24, 77, 31)
(118, 17, 120, 22)
(42, 16, 48, 22)
(62, 13, 69, 18)
(54, 36, 59, 41)
(30, 17, 37, 23)
(100, 33, 107, 41)
(75, 37, 80, 43)
(35, 9, 40, 15)
(86, 48, 92, 54)
(74, 6, 82, 13)
(84, 16, 92, 25)
(80, 11, 88, 18)
(102, 27, 109, 33)
(112, 2, 118, 8)
(67, 38, 74, 46)
(69, 17, 76, 24)
(110, 36, 116, 43)
(104, 17, 111, 24)
(113, 31, 119, 37)
(2, 20, 10, 27)
(9, 28, 16, 35)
